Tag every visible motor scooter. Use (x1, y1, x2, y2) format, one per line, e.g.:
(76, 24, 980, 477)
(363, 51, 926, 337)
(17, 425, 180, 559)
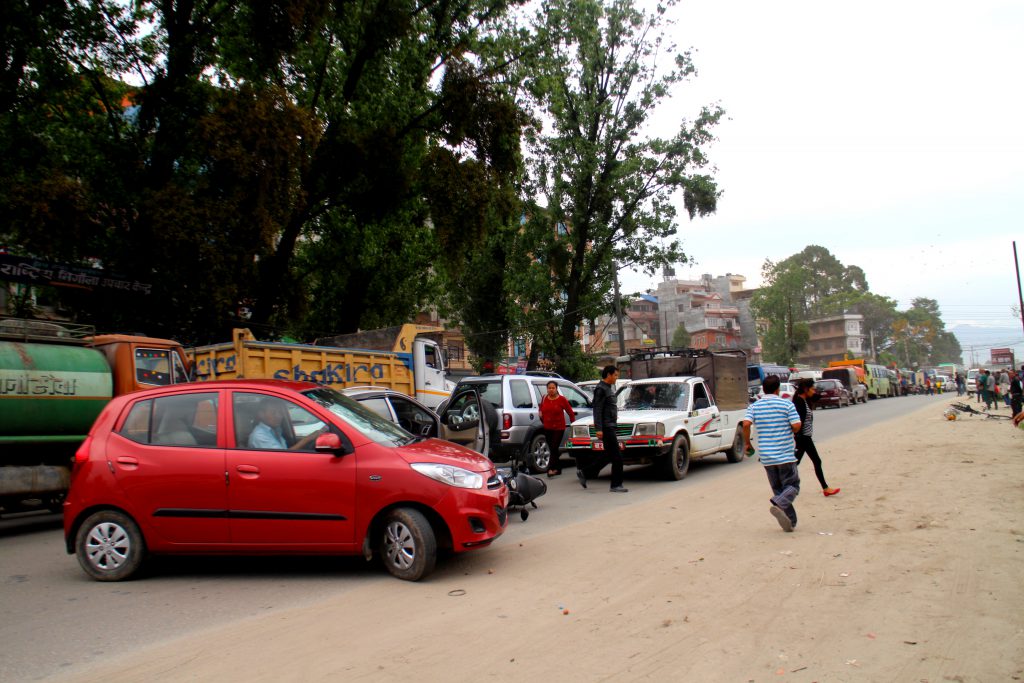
(497, 460, 547, 521)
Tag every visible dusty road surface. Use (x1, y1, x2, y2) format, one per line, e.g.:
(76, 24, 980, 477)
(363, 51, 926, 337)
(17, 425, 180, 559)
(48, 399, 1024, 682)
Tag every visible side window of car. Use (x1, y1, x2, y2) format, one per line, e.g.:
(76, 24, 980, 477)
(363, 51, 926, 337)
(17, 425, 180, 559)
(119, 399, 153, 443)
(391, 397, 436, 436)
(233, 392, 325, 452)
(693, 383, 712, 410)
(358, 397, 393, 421)
(562, 386, 590, 408)
(509, 380, 533, 409)
(135, 348, 172, 386)
(150, 393, 219, 447)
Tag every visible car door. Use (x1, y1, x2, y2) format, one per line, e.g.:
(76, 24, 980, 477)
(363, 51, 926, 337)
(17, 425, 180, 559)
(107, 391, 229, 544)
(559, 383, 593, 422)
(439, 387, 488, 454)
(387, 395, 440, 438)
(226, 391, 356, 547)
(690, 382, 724, 453)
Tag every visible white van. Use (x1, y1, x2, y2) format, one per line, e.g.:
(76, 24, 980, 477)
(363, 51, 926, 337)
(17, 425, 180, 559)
(966, 368, 980, 396)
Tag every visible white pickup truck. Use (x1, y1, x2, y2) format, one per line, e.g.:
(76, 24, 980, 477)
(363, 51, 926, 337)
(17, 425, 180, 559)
(565, 349, 749, 480)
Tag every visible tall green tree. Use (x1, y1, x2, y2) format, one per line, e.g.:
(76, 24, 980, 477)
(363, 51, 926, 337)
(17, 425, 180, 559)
(889, 297, 962, 367)
(494, 0, 722, 376)
(752, 246, 869, 364)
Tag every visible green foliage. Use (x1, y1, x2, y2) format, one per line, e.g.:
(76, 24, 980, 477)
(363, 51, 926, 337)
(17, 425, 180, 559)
(753, 246, 872, 364)
(1, 0, 526, 343)
(479, 0, 721, 374)
(889, 297, 962, 367)
(671, 325, 691, 348)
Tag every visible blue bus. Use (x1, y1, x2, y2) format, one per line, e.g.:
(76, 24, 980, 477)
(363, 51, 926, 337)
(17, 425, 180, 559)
(747, 363, 792, 398)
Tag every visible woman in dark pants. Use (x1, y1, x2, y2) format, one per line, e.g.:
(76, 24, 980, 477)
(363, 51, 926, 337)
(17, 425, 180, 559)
(539, 381, 576, 477)
(792, 378, 840, 497)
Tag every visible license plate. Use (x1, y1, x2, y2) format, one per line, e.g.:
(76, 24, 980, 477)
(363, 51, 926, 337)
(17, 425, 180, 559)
(592, 441, 604, 450)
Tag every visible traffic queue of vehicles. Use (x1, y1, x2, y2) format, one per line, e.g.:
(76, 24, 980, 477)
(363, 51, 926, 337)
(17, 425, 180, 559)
(2, 314, 950, 584)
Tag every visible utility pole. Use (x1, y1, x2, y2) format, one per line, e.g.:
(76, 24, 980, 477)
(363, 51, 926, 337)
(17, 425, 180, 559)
(612, 265, 627, 356)
(1014, 241, 1024, 339)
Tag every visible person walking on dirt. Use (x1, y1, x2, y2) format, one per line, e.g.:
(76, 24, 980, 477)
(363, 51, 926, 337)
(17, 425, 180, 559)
(792, 378, 840, 497)
(580, 365, 627, 493)
(985, 370, 998, 410)
(541, 380, 576, 477)
(741, 375, 802, 532)
(1009, 370, 1023, 418)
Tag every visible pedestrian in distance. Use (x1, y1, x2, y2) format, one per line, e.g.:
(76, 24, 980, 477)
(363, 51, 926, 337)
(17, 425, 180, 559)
(1009, 370, 1023, 419)
(579, 365, 628, 493)
(999, 369, 1011, 407)
(925, 377, 933, 395)
(985, 369, 998, 410)
(791, 378, 840, 497)
(741, 375, 802, 532)
(541, 380, 576, 478)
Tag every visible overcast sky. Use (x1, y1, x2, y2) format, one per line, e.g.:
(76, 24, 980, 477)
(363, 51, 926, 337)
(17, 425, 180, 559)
(619, 0, 1024, 361)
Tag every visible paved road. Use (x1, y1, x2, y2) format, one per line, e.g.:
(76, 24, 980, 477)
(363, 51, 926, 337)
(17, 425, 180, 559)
(0, 392, 955, 681)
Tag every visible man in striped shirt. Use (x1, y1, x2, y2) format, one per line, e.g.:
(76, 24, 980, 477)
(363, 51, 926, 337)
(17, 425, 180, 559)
(741, 375, 803, 532)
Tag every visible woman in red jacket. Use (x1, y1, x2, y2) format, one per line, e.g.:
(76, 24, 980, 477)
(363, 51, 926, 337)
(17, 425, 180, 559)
(540, 381, 576, 477)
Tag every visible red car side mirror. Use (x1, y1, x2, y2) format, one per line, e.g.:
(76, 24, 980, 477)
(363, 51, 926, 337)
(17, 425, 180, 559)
(315, 432, 349, 455)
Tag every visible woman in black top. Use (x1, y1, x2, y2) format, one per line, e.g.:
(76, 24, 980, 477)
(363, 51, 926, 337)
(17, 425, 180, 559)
(792, 378, 840, 497)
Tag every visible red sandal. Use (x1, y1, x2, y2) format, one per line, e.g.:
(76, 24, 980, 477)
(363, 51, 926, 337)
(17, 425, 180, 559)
(823, 487, 841, 497)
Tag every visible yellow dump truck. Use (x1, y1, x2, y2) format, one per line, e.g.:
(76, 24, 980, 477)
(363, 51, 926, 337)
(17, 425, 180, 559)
(190, 325, 455, 409)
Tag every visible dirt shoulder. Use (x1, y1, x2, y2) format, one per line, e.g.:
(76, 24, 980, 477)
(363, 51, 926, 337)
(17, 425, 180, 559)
(53, 399, 1024, 682)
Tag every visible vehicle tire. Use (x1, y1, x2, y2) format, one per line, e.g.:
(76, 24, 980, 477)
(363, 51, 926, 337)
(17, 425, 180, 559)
(525, 433, 550, 474)
(380, 508, 437, 581)
(725, 431, 744, 463)
(75, 510, 146, 581)
(661, 434, 690, 481)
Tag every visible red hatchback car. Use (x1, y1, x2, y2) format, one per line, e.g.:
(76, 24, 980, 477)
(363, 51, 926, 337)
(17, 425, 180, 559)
(64, 380, 508, 582)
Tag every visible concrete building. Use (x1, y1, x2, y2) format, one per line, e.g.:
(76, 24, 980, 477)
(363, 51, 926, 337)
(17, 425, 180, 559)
(654, 272, 759, 356)
(798, 313, 866, 366)
(584, 294, 661, 353)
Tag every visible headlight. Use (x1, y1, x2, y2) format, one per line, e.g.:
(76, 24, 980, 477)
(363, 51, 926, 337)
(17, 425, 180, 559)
(634, 423, 664, 436)
(410, 463, 484, 489)
(572, 425, 592, 438)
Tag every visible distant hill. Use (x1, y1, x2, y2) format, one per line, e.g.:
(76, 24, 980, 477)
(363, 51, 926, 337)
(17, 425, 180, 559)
(948, 324, 1024, 366)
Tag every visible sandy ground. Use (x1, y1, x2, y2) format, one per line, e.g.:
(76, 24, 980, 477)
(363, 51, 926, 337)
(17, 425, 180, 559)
(52, 399, 1024, 683)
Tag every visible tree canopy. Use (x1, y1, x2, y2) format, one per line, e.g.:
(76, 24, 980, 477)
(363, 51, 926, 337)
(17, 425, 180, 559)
(753, 246, 960, 367)
(1, 0, 525, 343)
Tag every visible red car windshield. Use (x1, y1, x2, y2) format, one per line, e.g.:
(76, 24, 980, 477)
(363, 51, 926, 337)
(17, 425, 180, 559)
(303, 387, 411, 445)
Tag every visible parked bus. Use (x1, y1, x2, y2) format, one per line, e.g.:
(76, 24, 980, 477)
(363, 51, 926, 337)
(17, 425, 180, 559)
(747, 363, 792, 399)
(827, 359, 891, 399)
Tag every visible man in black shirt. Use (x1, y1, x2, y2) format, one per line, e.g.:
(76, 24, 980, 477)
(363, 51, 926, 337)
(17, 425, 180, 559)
(583, 365, 627, 493)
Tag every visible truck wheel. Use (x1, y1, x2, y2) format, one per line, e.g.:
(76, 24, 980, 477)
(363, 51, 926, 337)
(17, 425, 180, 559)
(525, 434, 550, 474)
(725, 432, 744, 463)
(380, 508, 437, 581)
(75, 510, 146, 581)
(662, 435, 690, 481)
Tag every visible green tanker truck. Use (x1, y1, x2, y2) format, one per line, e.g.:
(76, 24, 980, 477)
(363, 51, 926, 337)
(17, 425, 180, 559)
(0, 318, 189, 515)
